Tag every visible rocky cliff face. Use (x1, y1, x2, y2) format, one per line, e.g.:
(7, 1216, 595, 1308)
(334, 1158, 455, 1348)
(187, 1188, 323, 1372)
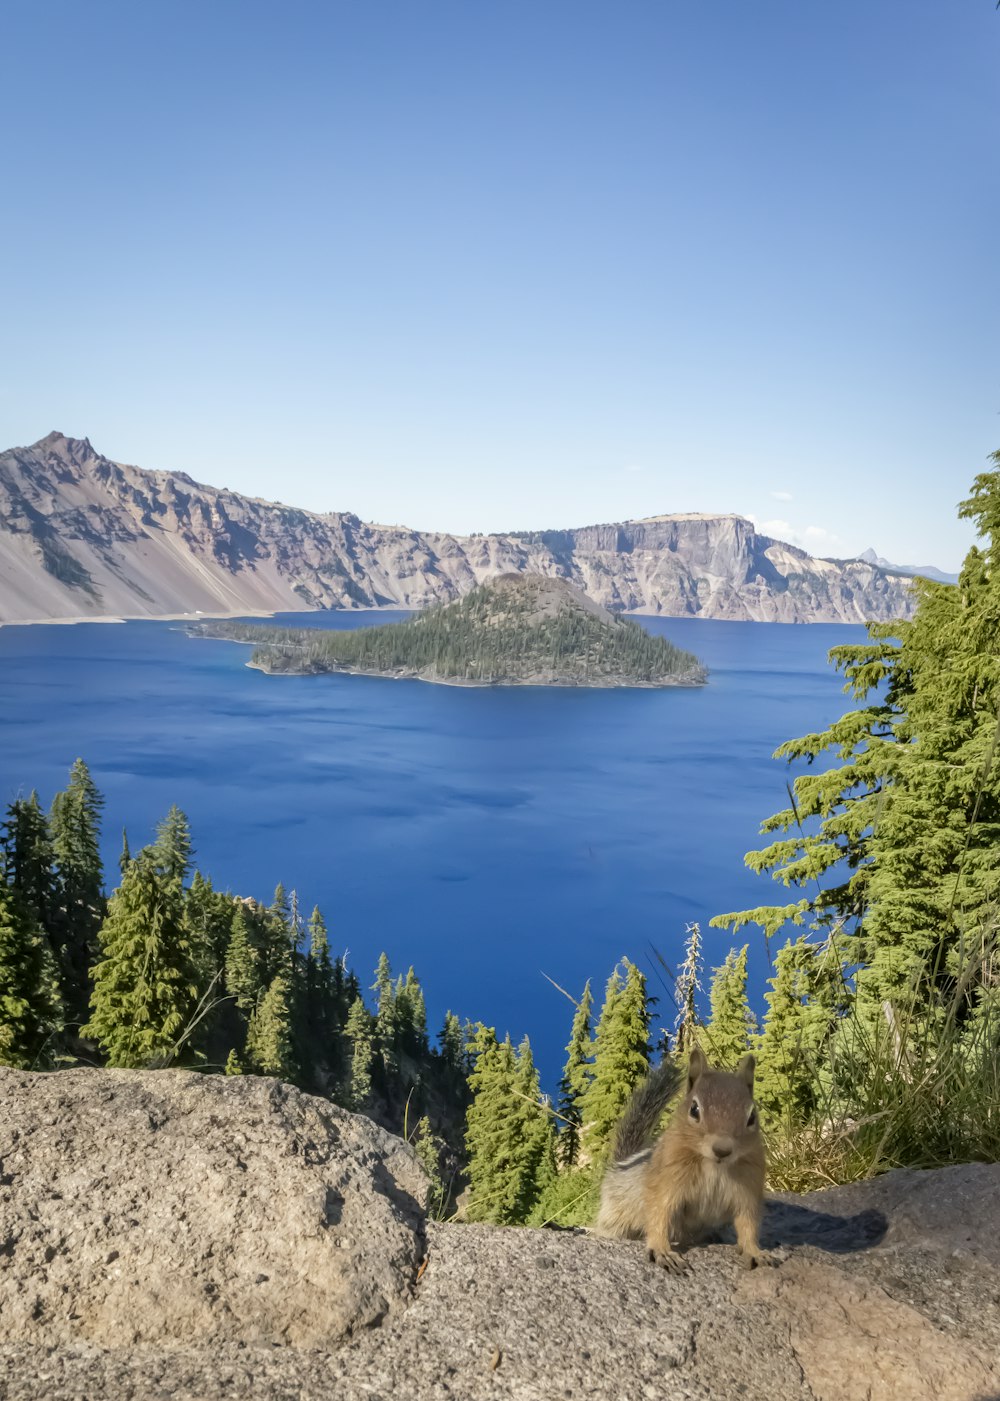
(0, 432, 917, 624)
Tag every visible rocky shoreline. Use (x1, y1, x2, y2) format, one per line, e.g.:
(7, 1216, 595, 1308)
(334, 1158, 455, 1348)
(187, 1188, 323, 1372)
(246, 658, 706, 688)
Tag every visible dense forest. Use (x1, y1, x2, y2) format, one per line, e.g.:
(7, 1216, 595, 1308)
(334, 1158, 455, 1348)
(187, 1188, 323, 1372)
(2, 463, 999, 1219)
(194, 575, 706, 686)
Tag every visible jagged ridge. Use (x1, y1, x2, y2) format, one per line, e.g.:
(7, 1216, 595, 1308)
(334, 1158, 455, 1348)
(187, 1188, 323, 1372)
(0, 432, 918, 624)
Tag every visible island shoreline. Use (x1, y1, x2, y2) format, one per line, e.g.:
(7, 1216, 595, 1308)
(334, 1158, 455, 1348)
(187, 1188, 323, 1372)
(244, 658, 706, 688)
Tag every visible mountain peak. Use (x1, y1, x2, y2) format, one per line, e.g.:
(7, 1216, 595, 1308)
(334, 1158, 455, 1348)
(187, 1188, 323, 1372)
(857, 546, 957, 585)
(33, 431, 95, 458)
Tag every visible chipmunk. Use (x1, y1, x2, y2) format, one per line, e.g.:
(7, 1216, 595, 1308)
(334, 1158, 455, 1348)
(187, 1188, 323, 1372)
(595, 1047, 769, 1274)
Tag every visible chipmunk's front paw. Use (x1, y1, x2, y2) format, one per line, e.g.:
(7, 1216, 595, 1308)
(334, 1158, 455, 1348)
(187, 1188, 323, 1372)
(738, 1247, 778, 1270)
(649, 1247, 689, 1275)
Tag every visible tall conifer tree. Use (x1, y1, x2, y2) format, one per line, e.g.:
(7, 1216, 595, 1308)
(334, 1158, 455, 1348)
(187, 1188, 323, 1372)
(413, 1116, 446, 1217)
(1, 792, 55, 933)
(465, 1028, 553, 1224)
(754, 938, 843, 1123)
(706, 945, 755, 1068)
(557, 980, 594, 1167)
(0, 882, 63, 1068)
(345, 995, 375, 1110)
(372, 952, 398, 1077)
(580, 960, 650, 1149)
(83, 852, 201, 1067)
(713, 462, 1000, 1017)
(225, 904, 259, 1011)
(245, 973, 296, 1079)
(151, 806, 193, 885)
(672, 923, 703, 1054)
(49, 758, 105, 1024)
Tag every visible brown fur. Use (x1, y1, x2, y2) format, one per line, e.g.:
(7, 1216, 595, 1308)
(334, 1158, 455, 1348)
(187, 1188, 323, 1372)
(595, 1048, 769, 1273)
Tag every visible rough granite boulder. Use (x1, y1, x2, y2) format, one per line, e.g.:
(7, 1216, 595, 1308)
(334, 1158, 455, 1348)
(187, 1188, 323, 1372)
(0, 1068, 428, 1349)
(0, 1069, 997, 1401)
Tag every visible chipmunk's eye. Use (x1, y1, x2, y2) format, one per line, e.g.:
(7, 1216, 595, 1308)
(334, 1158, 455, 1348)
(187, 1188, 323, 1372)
(689, 1100, 700, 1122)
(747, 1108, 757, 1128)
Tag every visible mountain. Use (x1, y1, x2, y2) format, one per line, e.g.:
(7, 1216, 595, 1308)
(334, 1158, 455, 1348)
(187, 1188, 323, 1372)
(0, 432, 918, 625)
(857, 547, 958, 586)
(197, 574, 707, 687)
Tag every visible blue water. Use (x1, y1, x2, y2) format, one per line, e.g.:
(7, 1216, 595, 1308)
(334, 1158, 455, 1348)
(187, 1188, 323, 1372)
(0, 612, 864, 1083)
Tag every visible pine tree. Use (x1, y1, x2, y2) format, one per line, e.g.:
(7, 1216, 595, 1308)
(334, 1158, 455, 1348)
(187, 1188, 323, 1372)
(712, 460, 1000, 1015)
(186, 871, 233, 982)
(1, 792, 55, 933)
(82, 852, 201, 1068)
(269, 882, 290, 926)
(580, 960, 651, 1150)
(0, 882, 63, 1068)
(345, 995, 375, 1111)
(672, 923, 703, 1055)
(151, 806, 193, 885)
(395, 967, 428, 1061)
(288, 888, 302, 948)
(438, 1010, 466, 1070)
(304, 905, 334, 1050)
(49, 758, 105, 1025)
(259, 887, 294, 986)
(464, 1026, 514, 1222)
(413, 1115, 446, 1217)
(465, 1029, 552, 1224)
(556, 980, 593, 1167)
(754, 937, 844, 1123)
(225, 904, 260, 1011)
(513, 1035, 556, 1218)
(706, 945, 755, 1068)
(372, 952, 398, 1077)
(308, 905, 331, 970)
(245, 973, 296, 1079)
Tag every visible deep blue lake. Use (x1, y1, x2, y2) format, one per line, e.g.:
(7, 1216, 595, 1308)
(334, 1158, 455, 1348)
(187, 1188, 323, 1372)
(0, 612, 864, 1084)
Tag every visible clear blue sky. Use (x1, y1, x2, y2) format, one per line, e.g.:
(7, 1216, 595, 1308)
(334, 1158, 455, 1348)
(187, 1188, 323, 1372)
(2, 1, 997, 571)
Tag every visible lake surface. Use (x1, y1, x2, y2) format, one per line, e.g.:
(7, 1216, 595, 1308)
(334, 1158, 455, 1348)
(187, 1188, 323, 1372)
(0, 612, 866, 1084)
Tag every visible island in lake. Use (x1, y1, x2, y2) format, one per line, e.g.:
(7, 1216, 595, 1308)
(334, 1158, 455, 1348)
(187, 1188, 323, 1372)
(195, 574, 707, 687)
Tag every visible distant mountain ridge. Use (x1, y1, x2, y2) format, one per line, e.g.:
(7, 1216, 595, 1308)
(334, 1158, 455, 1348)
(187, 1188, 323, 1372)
(0, 432, 918, 625)
(857, 547, 958, 586)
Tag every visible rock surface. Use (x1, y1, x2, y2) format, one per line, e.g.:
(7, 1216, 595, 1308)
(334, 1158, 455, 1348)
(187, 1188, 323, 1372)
(0, 432, 918, 624)
(0, 1069, 427, 1349)
(1, 1070, 998, 1399)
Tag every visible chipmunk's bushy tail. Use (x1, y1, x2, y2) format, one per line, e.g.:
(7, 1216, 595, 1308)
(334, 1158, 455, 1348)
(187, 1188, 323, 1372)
(612, 1059, 683, 1162)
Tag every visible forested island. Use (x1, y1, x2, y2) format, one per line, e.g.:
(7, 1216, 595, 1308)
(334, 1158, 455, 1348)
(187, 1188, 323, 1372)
(193, 574, 707, 687)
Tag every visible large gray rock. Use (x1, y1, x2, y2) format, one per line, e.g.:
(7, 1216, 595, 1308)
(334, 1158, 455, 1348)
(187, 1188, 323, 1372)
(0, 1068, 427, 1349)
(0, 1069, 997, 1401)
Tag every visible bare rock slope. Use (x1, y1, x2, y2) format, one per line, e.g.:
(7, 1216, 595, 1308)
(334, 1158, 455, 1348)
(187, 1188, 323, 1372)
(1, 1069, 998, 1401)
(0, 432, 917, 624)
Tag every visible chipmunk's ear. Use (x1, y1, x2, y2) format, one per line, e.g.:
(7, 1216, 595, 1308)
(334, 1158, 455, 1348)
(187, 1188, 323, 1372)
(737, 1054, 756, 1089)
(687, 1046, 707, 1089)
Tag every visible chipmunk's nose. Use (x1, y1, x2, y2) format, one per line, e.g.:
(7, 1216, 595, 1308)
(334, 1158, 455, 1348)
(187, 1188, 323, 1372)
(712, 1142, 733, 1161)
